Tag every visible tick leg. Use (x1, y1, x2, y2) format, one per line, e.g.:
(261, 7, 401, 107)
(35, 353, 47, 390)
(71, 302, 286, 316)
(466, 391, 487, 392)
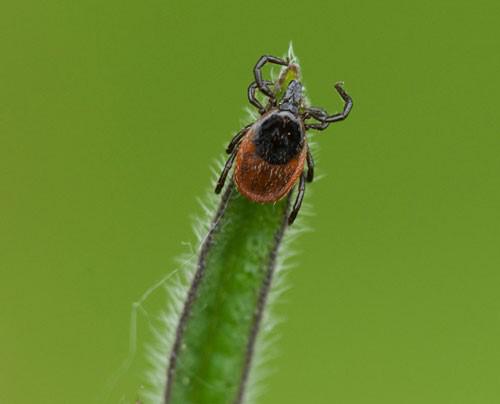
(325, 82, 353, 123)
(306, 147, 314, 183)
(247, 80, 273, 114)
(226, 124, 251, 154)
(304, 107, 329, 130)
(305, 121, 328, 130)
(288, 173, 306, 225)
(215, 149, 238, 194)
(254, 55, 288, 98)
(304, 83, 353, 131)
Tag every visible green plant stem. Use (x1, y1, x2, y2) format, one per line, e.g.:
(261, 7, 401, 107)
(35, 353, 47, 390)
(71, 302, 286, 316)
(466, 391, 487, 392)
(164, 182, 290, 403)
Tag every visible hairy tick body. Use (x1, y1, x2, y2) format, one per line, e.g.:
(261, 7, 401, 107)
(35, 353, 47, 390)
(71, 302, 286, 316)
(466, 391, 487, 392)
(234, 110, 306, 204)
(215, 54, 353, 224)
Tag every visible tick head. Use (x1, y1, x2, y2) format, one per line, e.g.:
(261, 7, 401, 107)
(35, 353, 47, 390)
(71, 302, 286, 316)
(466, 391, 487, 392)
(278, 80, 303, 115)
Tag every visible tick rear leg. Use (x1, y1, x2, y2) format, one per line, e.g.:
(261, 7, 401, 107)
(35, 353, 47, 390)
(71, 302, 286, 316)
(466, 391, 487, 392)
(215, 149, 238, 194)
(254, 55, 288, 98)
(306, 147, 314, 183)
(288, 173, 306, 225)
(226, 125, 251, 154)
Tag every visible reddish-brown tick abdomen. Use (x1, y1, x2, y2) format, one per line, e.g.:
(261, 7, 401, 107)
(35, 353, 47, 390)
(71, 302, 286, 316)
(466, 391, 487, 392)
(234, 126, 306, 203)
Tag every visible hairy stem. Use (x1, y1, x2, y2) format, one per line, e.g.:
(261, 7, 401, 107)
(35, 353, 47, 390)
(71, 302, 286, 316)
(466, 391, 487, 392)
(164, 182, 290, 404)
(163, 48, 301, 404)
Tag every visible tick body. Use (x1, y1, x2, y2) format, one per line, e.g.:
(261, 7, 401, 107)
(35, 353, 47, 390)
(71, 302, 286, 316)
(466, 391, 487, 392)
(234, 110, 306, 203)
(215, 54, 353, 225)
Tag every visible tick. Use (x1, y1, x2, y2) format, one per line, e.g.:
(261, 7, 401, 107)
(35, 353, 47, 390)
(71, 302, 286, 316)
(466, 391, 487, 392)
(215, 54, 353, 225)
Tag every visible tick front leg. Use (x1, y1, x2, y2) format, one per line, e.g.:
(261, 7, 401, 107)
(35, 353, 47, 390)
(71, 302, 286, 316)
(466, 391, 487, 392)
(247, 80, 273, 114)
(304, 83, 353, 131)
(253, 55, 288, 98)
(288, 173, 306, 225)
(325, 82, 353, 123)
(215, 149, 238, 194)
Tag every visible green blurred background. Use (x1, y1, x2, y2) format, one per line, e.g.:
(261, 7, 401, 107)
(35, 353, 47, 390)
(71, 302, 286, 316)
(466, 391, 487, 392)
(1, 0, 499, 403)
